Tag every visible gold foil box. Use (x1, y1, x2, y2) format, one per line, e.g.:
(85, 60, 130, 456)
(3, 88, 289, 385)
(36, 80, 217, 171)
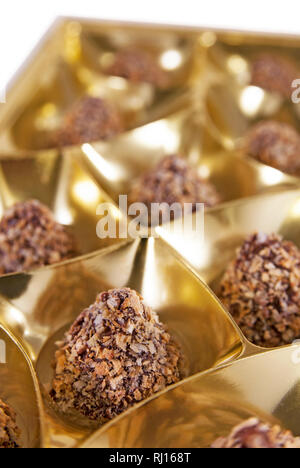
(1, 18, 299, 200)
(0, 18, 300, 448)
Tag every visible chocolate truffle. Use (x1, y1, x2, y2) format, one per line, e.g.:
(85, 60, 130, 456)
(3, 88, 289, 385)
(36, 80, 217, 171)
(0, 200, 76, 275)
(128, 155, 221, 225)
(0, 398, 21, 448)
(50, 288, 182, 423)
(219, 232, 300, 348)
(56, 96, 123, 146)
(211, 418, 300, 448)
(105, 49, 169, 88)
(251, 54, 298, 98)
(242, 120, 300, 174)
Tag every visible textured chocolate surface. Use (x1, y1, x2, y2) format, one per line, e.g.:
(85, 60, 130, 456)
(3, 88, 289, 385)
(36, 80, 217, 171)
(211, 418, 300, 448)
(251, 54, 298, 98)
(128, 155, 221, 224)
(243, 120, 300, 174)
(50, 288, 182, 423)
(219, 232, 300, 348)
(56, 96, 123, 146)
(105, 49, 169, 88)
(0, 398, 21, 448)
(0, 200, 76, 275)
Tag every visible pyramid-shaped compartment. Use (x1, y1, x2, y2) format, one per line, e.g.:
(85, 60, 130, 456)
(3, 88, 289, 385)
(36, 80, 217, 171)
(203, 31, 300, 149)
(73, 107, 298, 227)
(158, 189, 300, 348)
(0, 237, 244, 447)
(0, 150, 124, 276)
(0, 18, 199, 154)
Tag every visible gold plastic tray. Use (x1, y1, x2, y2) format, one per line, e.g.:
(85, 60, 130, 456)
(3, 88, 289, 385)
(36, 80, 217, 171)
(0, 151, 123, 254)
(0, 18, 300, 448)
(158, 189, 300, 284)
(0, 238, 243, 447)
(0, 326, 43, 448)
(0, 19, 199, 155)
(82, 346, 300, 448)
(203, 32, 300, 150)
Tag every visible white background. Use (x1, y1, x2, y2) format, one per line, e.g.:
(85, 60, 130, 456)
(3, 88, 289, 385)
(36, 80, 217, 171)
(1, 0, 300, 90)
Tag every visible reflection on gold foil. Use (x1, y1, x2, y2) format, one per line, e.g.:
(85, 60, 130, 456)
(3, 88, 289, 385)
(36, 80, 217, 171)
(53, 154, 74, 226)
(290, 199, 300, 218)
(35, 103, 59, 132)
(227, 55, 248, 78)
(0, 238, 243, 447)
(99, 52, 115, 69)
(0, 153, 123, 257)
(0, 20, 198, 153)
(259, 165, 286, 186)
(81, 143, 125, 182)
(72, 180, 102, 206)
(160, 49, 183, 70)
(158, 190, 300, 289)
(131, 120, 180, 153)
(106, 76, 128, 91)
(239, 86, 265, 117)
(198, 164, 211, 179)
(205, 35, 300, 149)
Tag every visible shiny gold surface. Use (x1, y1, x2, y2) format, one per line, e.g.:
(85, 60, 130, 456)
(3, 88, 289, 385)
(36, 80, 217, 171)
(0, 238, 243, 447)
(82, 346, 300, 448)
(1, 18, 300, 448)
(53, 30, 300, 217)
(158, 189, 300, 286)
(75, 113, 299, 214)
(0, 325, 43, 448)
(204, 33, 300, 149)
(0, 151, 123, 255)
(0, 20, 200, 154)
